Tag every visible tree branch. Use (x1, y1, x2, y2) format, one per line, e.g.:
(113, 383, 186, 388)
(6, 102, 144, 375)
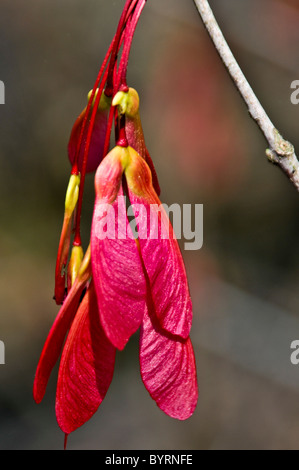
(193, 0, 299, 191)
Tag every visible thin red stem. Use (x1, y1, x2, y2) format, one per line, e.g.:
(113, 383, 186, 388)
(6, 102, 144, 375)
(71, 40, 114, 175)
(126, 0, 140, 20)
(117, 114, 129, 147)
(105, 0, 136, 95)
(103, 101, 117, 157)
(73, 67, 109, 246)
(117, 0, 147, 90)
(64, 434, 68, 451)
(71, 0, 142, 176)
(103, 62, 119, 157)
(72, 0, 147, 245)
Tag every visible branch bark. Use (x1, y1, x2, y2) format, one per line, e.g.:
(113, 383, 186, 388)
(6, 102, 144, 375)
(193, 0, 299, 191)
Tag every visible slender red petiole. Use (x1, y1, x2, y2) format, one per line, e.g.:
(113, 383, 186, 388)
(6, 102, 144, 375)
(70, 0, 135, 172)
(64, 433, 68, 450)
(117, 114, 129, 148)
(72, 0, 147, 246)
(103, 64, 118, 158)
(73, 68, 109, 246)
(105, 0, 137, 95)
(117, 0, 147, 91)
(71, 41, 114, 175)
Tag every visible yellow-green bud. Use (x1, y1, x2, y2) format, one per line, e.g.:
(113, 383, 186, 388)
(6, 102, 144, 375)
(112, 88, 139, 117)
(68, 245, 84, 287)
(87, 88, 111, 110)
(65, 174, 80, 215)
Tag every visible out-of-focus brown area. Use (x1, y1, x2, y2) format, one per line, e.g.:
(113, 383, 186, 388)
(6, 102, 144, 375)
(0, 0, 299, 450)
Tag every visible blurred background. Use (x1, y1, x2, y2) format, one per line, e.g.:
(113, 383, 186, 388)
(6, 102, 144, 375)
(0, 0, 299, 450)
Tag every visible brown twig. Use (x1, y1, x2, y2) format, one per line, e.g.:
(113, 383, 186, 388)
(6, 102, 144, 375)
(193, 0, 299, 191)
